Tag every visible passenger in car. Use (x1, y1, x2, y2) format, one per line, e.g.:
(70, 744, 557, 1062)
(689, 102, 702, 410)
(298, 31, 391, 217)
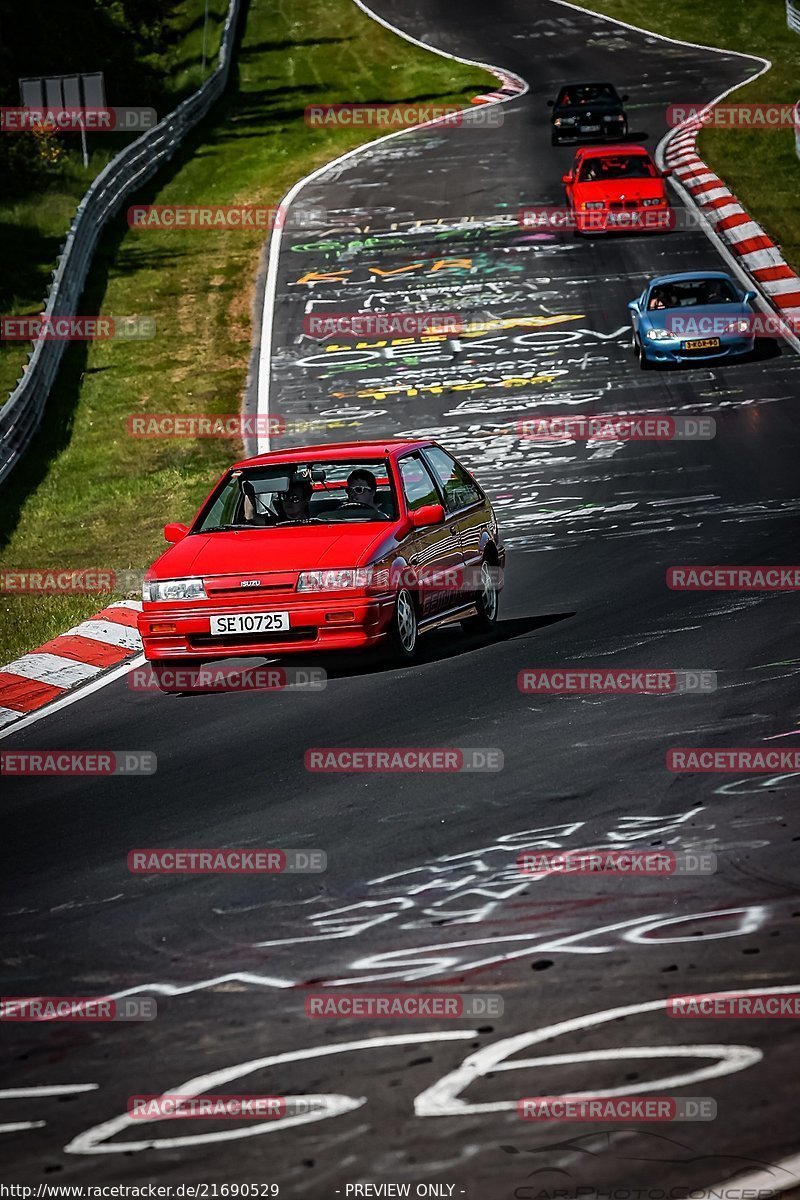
(276, 477, 313, 522)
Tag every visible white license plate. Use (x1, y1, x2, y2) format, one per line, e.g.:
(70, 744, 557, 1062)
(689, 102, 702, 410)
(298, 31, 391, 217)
(210, 611, 290, 636)
(582, 124, 601, 131)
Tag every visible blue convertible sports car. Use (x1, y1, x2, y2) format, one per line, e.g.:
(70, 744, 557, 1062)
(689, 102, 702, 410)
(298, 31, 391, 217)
(628, 271, 757, 369)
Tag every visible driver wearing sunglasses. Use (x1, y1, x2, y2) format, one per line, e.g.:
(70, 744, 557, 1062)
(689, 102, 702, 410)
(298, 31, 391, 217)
(345, 468, 379, 509)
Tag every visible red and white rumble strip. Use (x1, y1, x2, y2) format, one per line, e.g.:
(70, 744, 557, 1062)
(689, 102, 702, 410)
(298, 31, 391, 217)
(663, 120, 800, 329)
(0, 600, 142, 730)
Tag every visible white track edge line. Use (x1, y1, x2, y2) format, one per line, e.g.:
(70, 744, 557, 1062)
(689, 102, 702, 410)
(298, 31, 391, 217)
(0, 654, 146, 742)
(0, 6, 530, 737)
(254, 0, 530, 456)
(550, 0, 800, 356)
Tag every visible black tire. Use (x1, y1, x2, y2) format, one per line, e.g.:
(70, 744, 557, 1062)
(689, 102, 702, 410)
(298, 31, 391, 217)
(387, 588, 418, 661)
(462, 559, 500, 634)
(637, 336, 653, 371)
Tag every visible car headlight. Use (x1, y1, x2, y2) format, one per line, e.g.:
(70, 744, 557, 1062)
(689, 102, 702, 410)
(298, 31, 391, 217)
(647, 328, 674, 341)
(734, 318, 751, 334)
(583, 201, 605, 210)
(143, 577, 206, 602)
(297, 568, 373, 592)
(642, 198, 664, 207)
(554, 117, 577, 126)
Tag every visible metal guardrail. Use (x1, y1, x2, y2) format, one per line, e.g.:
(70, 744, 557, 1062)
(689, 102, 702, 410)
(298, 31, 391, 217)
(795, 100, 800, 161)
(0, 0, 240, 486)
(789, 0, 800, 33)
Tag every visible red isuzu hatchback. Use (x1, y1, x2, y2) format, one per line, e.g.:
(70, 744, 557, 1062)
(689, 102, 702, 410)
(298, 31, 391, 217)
(139, 439, 504, 686)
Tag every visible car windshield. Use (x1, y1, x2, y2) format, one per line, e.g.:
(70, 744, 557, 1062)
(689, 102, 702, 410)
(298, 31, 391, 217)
(195, 460, 396, 531)
(647, 278, 739, 310)
(578, 155, 657, 181)
(558, 84, 618, 106)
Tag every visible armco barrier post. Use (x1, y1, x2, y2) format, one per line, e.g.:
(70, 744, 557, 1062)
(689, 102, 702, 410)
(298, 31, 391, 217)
(0, 0, 240, 487)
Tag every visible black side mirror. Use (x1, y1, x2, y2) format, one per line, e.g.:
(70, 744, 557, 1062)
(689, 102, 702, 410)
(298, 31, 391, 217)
(622, 93, 630, 102)
(547, 99, 554, 107)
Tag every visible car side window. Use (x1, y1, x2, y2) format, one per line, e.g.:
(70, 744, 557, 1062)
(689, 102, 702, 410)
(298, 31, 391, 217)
(399, 455, 440, 512)
(423, 447, 481, 513)
(200, 476, 240, 528)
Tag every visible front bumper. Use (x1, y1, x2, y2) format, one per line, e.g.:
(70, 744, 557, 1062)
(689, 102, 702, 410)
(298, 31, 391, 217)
(554, 121, 626, 141)
(138, 593, 396, 661)
(643, 336, 755, 364)
(575, 207, 673, 234)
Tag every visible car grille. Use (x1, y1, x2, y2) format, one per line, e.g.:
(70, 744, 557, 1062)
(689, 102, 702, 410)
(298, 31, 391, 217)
(609, 200, 640, 210)
(203, 572, 298, 598)
(188, 628, 317, 649)
(206, 583, 293, 597)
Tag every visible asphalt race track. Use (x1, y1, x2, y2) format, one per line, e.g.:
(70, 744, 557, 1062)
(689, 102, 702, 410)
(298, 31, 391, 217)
(3, 1, 800, 1195)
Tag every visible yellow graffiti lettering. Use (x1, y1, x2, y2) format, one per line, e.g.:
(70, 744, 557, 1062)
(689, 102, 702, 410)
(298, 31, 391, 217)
(330, 371, 563, 402)
(369, 263, 425, 276)
(430, 258, 473, 272)
(296, 270, 352, 284)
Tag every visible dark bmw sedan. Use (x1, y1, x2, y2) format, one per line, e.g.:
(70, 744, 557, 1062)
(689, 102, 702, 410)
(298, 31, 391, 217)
(548, 82, 629, 145)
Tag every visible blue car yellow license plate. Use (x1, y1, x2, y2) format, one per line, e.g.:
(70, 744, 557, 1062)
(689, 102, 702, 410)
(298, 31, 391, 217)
(683, 338, 720, 350)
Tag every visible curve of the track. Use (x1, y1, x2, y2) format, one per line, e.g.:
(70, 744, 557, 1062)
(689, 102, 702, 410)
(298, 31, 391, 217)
(3, 1, 800, 1195)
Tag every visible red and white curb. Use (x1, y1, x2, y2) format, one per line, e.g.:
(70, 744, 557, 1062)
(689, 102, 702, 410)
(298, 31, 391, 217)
(663, 120, 800, 325)
(472, 70, 528, 105)
(0, 601, 142, 729)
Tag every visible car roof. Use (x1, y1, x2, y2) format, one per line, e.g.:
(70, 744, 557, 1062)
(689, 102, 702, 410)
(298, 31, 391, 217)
(646, 270, 736, 287)
(574, 143, 650, 159)
(232, 439, 434, 470)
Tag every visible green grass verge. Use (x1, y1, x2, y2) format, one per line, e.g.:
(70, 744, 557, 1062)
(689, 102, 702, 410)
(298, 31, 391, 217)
(0, 0, 495, 665)
(581, 0, 800, 270)
(0, 0, 229, 401)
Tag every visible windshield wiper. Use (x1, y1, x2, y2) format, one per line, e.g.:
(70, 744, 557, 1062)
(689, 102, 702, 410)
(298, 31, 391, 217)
(197, 524, 258, 533)
(274, 517, 327, 526)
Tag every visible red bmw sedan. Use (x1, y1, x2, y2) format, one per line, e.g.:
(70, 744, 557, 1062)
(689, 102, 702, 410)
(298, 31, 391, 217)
(562, 144, 674, 234)
(139, 439, 504, 686)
